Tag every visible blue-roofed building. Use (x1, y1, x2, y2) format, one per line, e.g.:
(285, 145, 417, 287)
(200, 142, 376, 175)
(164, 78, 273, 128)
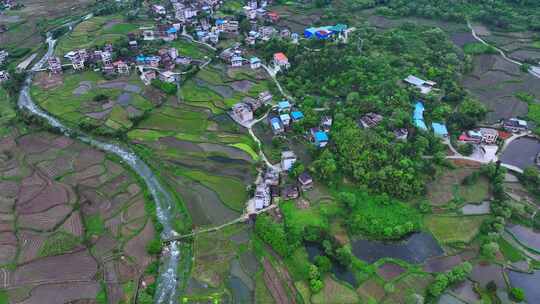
(278, 100, 291, 113)
(136, 55, 147, 63)
(432, 122, 449, 138)
(250, 57, 261, 69)
(304, 24, 347, 40)
(413, 101, 428, 131)
(310, 128, 329, 148)
(270, 117, 284, 134)
(291, 111, 304, 121)
(166, 27, 178, 34)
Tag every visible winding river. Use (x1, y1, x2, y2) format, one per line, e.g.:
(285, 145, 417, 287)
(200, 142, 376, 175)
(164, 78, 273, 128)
(18, 38, 184, 303)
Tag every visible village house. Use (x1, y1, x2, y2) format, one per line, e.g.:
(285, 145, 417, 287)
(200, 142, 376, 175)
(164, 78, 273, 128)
(152, 4, 167, 15)
(143, 30, 156, 41)
(264, 169, 280, 186)
(232, 103, 253, 123)
(245, 35, 257, 46)
(159, 71, 178, 83)
(459, 128, 498, 144)
(270, 116, 283, 135)
(404, 75, 437, 95)
(267, 11, 280, 23)
(176, 56, 192, 65)
(258, 91, 273, 104)
(413, 101, 428, 131)
(503, 118, 528, 133)
(244, 6, 257, 19)
(394, 128, 409, 141)
(247, 0, 258, 9)
(0, 50, 8, 65)
(140, 70, 157, 85)
(310, 128, 329, 148)
(244, 97, 262, 111)
(273, 52, 290, 70)
(291, 32, 299, 44)
(260, 26, 276, 40)
(358, 112, 383, 129)
(291, 111, 304, 122)
(280, 28, 291, 39)
(225, 21, 239, 33)
(231, 55, 243, 67)
(298, 172, 313, 191)
(278, 100, 291, 113)
(128, 40, 138, 50)
(48, 56, 63, 74)
(101, 51, 112, 66)
(250, 57, 261, 69)
(281, 184, 299, 200)
(0, 70, 9, 82)
(113, 61, 130, 75)
(321, 116, 333, 132)
(254, 184, 271, 210)
(281, 150, 297, 171)
(280, 113, 291, 127)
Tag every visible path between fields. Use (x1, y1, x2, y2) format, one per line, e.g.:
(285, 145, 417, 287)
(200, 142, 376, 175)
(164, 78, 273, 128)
(467, 21, 540, 79)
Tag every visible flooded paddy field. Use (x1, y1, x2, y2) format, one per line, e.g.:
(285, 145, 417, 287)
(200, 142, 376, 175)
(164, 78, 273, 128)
(507, 270, 540, 303)
(500, 137, 540, 170)
(351, 232, 443, 264)
(0, 131, 155, 303)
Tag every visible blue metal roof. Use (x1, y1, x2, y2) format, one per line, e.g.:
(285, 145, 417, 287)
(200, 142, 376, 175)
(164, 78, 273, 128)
(432, 122, 448, 137)
(413, 101, 425, 120)
(166, 27, 178, 34)
(278, 100, 291, 109)
(250, 57, 261, 63)
(291, 111, 304, 120)
(414, 119, 428, 131)
(314, 131, 328, 142)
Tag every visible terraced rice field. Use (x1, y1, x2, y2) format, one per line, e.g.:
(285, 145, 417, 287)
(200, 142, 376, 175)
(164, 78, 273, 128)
(55, 15, 147, 54)
(31, 71, 162, 133)
(0, 131, 155, 304)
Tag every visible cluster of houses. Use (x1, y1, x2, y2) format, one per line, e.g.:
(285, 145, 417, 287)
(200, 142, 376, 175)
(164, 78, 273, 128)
(413, 101, 449, 138)
(253, 151, 315, 210)
(0, 50, 8, 83)
(0, 0, 16, 10)
(230, 91, 273, 125)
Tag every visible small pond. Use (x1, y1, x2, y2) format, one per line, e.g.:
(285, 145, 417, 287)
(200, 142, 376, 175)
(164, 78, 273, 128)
(500, 137, 540, 170)
(351, 232, 443, 264)
(507, 270, 540, 303)
(305, 242, 358, 287)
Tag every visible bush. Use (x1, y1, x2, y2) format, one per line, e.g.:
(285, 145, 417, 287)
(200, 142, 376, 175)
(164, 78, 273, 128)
(509, 287, 525, 302)
(151, 79, 177, 95)
(146, 239, 162, 255)
(457, 143, 474, 156)
(93, 94, 109, 103)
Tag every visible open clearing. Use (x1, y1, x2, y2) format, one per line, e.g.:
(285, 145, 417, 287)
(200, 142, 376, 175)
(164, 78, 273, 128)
(426, 168, 490, 206)
(425, 215, 488, 244)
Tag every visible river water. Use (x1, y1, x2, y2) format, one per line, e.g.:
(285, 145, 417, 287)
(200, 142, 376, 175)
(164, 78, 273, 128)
(18, 38, 183, 304)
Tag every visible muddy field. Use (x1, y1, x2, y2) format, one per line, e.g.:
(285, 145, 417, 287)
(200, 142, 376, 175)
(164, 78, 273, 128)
(0, 131, 154, 303)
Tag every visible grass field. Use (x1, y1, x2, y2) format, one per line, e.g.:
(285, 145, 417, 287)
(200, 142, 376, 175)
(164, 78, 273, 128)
(311, 276, 359, 304)
(0, 87, 16, 128)
(426, 168, 490, 206)
(39, 231, 81, 257)
(498, 238, 525, 262)
(425, 215, 488, 244)
(527, 102, 540, 134)
(170, 40, 210, 60)
(56, 15, 143, 54)
(177, 169, 248, 211)
(230, 143, 259, 161)
(463, 42, 497, 55)
(281, 201, 329, 231)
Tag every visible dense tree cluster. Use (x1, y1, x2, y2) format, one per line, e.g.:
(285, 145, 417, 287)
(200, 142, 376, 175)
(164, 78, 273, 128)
(427, 262, 473, 298)
(338, 191, 422, 239)
(376, 0, 540, 31)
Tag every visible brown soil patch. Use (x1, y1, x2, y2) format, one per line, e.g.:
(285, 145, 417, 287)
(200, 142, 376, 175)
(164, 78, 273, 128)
(11, 250, 97, 286)
(60, 211, 84, 237)
(17, 231, 46, 264)
(18, 205, 72, 231)
(0, 232, 17, 245)
(123, 198, 146, 223)
(262, 258, 294, 304)
(74, 149, 105, 171)
(17, 183, 69, 214)
(124, 221, 154, 269)
(0, 180, 20, 198)
(376, 262, 406, 281)
(17, 134, 54, 154)
(18, 281, 99, 304)
(357, 279, 385, 303)
(92, 235, 117, 261)
(76, 164, 106, 181)
(0, 244, 17, 264)
(33, 72, 64, 90)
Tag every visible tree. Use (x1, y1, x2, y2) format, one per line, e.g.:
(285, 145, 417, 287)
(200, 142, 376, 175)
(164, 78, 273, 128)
(289, 162, 305, 179)
(311, 149, 337, 182)
(314, 255, 332, 274)
(335, 245, 353, 266)
(146, 239, 162, 255)
(481, 242, 499, 259)
(509, 287, 525, 302)
(309, 264, 323, 293)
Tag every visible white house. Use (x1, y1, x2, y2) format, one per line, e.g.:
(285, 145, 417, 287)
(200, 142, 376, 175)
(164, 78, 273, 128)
(404, 75, 436, 94)
(281, 151, 297, 171)
(250, 57, 261, 69)
(231, 56, 243, 67)
(152, 4, 167, 15)
(159, 71, 177, 83)
(0, 71, 9, 83)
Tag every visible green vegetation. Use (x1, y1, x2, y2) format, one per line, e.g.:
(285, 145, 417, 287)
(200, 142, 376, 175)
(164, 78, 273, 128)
(281, 201, 329, 231)
(84, 214, 106, 238)
(96, 283, 108, 304)
(230, 143, 259, 161)
(0, 290, 8, 304)
(498, 238, 525, 262)
(177, 169, 248, 211)
(170, 40, 210, 60)
(56, 15, 143, 54)
(510, 287, 525, 302)
(425, 215, 487, 244)
(338, 191, 422, 239)
(151, 79, 177, 95)
(376, 0, 540, 31)
(427, 262, 472, 299)
(463, 43, 497, 55)
(39, 231, 81, 257)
